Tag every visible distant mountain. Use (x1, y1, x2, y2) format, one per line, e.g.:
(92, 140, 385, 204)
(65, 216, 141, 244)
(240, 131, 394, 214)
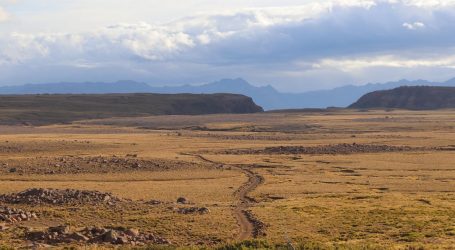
(2, 78, 455, 110)
(150, 79, 284, 110)
(349, 86, 455, 110)
(0, 80, 153, 94)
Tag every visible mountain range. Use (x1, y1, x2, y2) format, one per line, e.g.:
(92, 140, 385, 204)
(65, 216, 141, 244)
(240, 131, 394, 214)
(1, 78, 455, 110)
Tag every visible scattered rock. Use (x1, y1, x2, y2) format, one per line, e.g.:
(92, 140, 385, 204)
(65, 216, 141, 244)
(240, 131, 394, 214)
(69, 232, 89, 242)
(25, 225, 170, 245)
(417, 199, 432, 205)
(145, 200, 162, 205)
(0, 188, 122, 206)
(176, 197, 189, 204)
(224, 143, 421, 155)
(131, 162, 141, 168)
(0, 156, 207, 175)
(243, 210, 267, 237)
(0, 206, 38, 225)
(49, 225, 70, 234)
(26, 231, 47, 241)
(176, 207, 210, 215)
(103, 230, 118, 243)
(117, 235, 129, 244)
(0, 223, 8, 231)
(125, 228, 140, 237)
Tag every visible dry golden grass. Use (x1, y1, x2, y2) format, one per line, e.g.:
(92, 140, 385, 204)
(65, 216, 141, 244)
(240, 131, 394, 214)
(1, 109, 454, 248)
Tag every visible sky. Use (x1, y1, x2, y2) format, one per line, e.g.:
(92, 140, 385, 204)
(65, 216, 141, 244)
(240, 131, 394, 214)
(1, 0, 455, 91)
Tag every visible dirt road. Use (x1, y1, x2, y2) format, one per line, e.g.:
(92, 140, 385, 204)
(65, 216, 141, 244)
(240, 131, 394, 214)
(182, 152, 265, 240)
(234, 167, 264, 240)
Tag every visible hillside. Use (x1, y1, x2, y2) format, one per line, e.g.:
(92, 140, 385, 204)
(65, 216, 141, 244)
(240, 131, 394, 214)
(349, 86, 455, 110)
(0, 93, 263, 125)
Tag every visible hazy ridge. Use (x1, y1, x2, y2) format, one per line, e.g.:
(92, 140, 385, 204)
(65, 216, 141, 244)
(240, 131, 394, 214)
(1, 78, 455, 110)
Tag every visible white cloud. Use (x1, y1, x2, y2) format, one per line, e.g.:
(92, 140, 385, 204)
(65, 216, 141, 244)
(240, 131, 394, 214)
(317, 54, 455, 71)
(403, 22, 425, 30)
(402, 0, 455, 8)
(1, 0, 455, 90)
(0, 0, 405, 65)
(0, 6, 9, 22)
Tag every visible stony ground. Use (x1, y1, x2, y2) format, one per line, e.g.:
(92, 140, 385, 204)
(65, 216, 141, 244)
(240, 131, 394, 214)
(25, 224, 169, 246)
(0, 188, 123, 205)
(0, 110, 454, 249)
(221, 143, 424, 155)
(0, 206, 37, 225)
(0, 156, 210, 175)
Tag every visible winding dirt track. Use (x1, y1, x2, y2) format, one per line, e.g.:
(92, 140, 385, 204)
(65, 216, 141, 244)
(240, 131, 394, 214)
(234, 167, 264, 240)
(181, 152, 264, 240)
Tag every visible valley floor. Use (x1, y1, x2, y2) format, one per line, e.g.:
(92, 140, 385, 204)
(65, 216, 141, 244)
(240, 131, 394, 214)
(0, 110, 454, 249)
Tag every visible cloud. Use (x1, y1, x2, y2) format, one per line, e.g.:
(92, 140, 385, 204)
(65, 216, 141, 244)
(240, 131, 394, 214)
(0, 6, 9, 22)
(317, 54, 455, 71)
(0, 1, 395, 65)
(1, 0, 455, 90)
(402, 0, 455, 8)
(403, 22, 425, 30)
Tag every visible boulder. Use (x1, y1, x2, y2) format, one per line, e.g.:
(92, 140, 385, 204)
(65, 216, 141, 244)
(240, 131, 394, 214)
(49, 225, 70, 235)
(69, 232, 89, 242)
(125, 228, 140, 237)
(0, 223, 8, 231)
(176, 197, 188, 204)
(103, 230, 118, 243)
(117, 236, 129, 245)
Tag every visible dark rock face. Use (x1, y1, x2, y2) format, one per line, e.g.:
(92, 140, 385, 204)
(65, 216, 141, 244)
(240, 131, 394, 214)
(349, 86, 455, 110)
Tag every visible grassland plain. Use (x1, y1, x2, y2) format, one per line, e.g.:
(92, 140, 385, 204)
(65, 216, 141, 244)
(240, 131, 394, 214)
(0, 110, 454, 249)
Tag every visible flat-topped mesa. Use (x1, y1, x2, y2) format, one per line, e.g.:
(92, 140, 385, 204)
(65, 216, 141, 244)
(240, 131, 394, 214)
(0, 93, 263, 125)
(349, 86, 455, 110)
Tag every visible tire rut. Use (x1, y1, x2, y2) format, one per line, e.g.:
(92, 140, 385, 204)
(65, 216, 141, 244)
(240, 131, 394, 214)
(181, 152, 265, 240)
(234, 166, 265, 239)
